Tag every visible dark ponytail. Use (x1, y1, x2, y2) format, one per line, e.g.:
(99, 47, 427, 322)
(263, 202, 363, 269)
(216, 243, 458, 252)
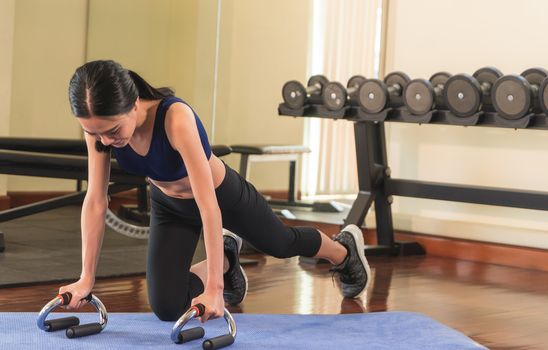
(127, 70, 174, 100)
(68, 60, 174, 153)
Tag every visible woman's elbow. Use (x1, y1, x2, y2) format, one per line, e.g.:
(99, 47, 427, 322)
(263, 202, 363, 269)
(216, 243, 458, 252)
(83, 194, 108, 214)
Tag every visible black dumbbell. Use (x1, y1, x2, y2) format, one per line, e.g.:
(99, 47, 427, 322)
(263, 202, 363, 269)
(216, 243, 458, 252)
(444, 67, 503, 117)
(403, 72, 451, 115)
(539, 77, 548, 116)
(282, 75, 329, 109)
(492, 68, 548, 120)
(322, 75, 367, 111)
(358, 72, 411, 114)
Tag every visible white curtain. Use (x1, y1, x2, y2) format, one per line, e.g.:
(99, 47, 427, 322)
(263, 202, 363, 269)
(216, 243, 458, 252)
(302, 0, 384, 197)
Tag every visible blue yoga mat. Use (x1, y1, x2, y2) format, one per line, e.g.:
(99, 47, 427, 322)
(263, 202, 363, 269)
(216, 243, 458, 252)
(0, 312, 486, 349)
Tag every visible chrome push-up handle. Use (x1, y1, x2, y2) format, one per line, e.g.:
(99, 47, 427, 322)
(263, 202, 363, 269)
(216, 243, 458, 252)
(171, 303, 237, 350)
(37, 292, 108, 338)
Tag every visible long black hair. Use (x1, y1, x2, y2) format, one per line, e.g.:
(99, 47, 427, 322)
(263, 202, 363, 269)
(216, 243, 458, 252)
(68, 60, 174, 152)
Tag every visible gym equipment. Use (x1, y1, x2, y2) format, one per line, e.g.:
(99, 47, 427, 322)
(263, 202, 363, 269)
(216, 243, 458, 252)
(539, 76, 548, 115)
(105, 209, 149, 239)
(171, 303, 236, 349)
(0, 138, 231, 161)
(492, 68, 548, 120)
(0, 138, 233, 246)
(230, 144, 343, 217)
(0, 137, 87, 155)
(322, 75, 366, 111)
(37, 292, 108, 338)
(358, 72, 410, 114)
(279, 68, 548, 256)
(0, 150, 145, 218)
(0, 149, 147, 243)
(403, 72, 451, 115)
(6, 311, 487, 349)
(282, 75, 329, 109)
(444, 67, 503, 117)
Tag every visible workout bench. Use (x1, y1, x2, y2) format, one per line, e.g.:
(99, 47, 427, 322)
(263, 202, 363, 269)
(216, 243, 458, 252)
(230, 144, 343, 219)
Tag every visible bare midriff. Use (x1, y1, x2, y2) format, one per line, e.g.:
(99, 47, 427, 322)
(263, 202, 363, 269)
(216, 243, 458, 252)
(148, 155, 226, 199)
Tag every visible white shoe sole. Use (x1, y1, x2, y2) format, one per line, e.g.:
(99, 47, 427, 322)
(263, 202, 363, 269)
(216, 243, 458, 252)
(222, 229, 249, 304)
(340, 224, 371, 299)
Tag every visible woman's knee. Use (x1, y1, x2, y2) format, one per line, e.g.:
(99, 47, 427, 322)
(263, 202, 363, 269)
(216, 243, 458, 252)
(147, 272, 204, 321)
(148, 293, 190, 321)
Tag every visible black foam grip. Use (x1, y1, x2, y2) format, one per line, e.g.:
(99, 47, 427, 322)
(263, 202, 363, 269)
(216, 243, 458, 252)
(60, 292, 72, 305)
(83, 293, 93, 302)
(194, 304, 206, 317)
(59, 292, 92, 305)
(44, 316, 80, 331)
(202, 335, 235, 350)
(178, 327, 205, 344)
(65, 323, 102, 338)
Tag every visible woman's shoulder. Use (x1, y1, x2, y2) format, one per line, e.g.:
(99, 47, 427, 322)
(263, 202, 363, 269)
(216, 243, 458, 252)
(162, 95, 184, 106)
(162, 98, 196, 127)
(162, 95, 199, 117)
(162, 95, 195, 112)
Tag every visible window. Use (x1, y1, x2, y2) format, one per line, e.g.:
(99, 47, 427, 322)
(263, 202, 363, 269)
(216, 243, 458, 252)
(302, 0, 385, 198)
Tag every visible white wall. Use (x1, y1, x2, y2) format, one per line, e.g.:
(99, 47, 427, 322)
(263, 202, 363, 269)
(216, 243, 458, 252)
(382, 0, 548, 248)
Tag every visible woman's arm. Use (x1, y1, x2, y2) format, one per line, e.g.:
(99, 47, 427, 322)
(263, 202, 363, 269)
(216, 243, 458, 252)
(60, 133, 111, 310)
(80, 133, 111, 282)
(164, 103, 225, 300)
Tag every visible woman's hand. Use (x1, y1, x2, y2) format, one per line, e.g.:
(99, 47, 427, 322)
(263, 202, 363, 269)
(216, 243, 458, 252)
(191, 288, 225, 323)
(58, 276, 95, 310)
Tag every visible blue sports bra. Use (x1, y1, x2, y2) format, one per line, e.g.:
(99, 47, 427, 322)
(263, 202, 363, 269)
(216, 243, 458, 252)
(111, 96, 212, 181)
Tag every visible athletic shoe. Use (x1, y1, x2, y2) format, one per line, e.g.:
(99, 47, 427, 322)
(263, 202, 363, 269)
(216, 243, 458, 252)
(330, 224, 371, 298)
(222, 229, 248, 305)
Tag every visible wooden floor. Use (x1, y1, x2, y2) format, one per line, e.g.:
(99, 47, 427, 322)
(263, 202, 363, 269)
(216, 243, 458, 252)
(1, 254, 547, 349)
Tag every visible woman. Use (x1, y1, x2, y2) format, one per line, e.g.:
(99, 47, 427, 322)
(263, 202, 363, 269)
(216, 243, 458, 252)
(59, 60, 370, 323)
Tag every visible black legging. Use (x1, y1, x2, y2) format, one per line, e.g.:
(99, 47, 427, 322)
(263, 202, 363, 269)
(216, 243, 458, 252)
(147, 161, 322, 321)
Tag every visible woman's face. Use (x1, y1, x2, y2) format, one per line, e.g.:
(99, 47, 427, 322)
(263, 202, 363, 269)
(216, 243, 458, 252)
(78, 107, 138, 148)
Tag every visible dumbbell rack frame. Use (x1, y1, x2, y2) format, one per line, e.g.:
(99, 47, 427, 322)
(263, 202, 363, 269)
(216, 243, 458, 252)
(279, 103, 548, 256)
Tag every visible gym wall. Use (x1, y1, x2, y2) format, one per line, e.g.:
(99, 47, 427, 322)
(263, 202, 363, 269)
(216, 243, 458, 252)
(212, 0, 311, 190)
(0, 0, 310, 194)
(6, 0, 88, 192)
(0, 0, 15, 194)
(87, 0, 312, 192)
(383, 0, 548, 248)
(87, 0, 228, 144)
(86, 0, 199, 117)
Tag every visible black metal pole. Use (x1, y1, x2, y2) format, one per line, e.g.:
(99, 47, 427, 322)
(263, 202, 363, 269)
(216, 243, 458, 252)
(370, 122, 395, 247)
(344, 122, 376, 226)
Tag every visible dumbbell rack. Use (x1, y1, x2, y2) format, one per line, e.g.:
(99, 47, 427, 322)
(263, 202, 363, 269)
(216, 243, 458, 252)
(279, 103, 548, 256)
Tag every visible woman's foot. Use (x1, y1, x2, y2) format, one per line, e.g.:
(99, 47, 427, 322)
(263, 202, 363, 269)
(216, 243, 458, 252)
(330, 224, 371, 298)
(223, 229, 248, 305)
